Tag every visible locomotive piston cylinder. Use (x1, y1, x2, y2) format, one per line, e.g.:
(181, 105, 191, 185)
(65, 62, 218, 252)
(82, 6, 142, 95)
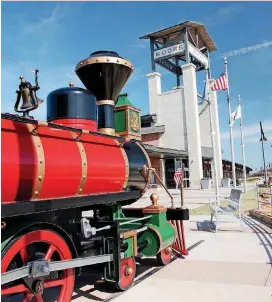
(137, 222, 176, 257)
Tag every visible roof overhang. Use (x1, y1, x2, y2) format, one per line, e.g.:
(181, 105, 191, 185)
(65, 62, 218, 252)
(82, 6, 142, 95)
(141, 125, 165, 135)
(143, 144, 187, 158)
(140, 21, 216, 53)
(141, 114, 157, 126)
(201, 147, 213, 159)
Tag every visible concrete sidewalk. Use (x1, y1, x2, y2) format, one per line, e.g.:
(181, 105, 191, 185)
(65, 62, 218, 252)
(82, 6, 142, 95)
(113, 212, 272, 302)
(113, 224, 271, 302)
(117, 187, 271, 302)
(74, 186, 271, 302)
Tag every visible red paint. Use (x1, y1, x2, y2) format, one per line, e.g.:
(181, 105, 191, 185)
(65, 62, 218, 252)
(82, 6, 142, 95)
(51, 118, 97, 132)
(170, 220, 189, 256)
(157, 247, 172, 265)
(1, 119, 37, 203)
(38, 127, 82, 199)
(1, 118, 126, 203)
(118, 257, 136, 290)
(1, 230, 75, 301)
(82, 134, 125, 194)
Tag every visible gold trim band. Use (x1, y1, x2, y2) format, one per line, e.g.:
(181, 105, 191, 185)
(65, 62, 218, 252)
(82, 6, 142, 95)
(98, 128, 116, 136)
(97, 100, 115, 106)
(114, 139, 129, 189)
(70, 132, 88, 196)
(37, 121, 48, 127)
(75, 56, 134, 71)
(27, 124, 45, 200)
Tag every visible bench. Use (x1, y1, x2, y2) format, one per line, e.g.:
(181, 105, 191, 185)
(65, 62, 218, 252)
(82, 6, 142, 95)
(209, 189, 243, 232)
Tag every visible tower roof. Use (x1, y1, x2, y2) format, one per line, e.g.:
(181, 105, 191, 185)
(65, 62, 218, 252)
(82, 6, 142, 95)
(140, 21, 216, 53)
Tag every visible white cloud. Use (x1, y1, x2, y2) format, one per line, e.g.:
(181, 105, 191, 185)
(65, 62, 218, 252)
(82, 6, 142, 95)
(131, 44, 146, 49)
(2, 3, 74, 61)
(221, 120, 272, 142)
(126, 66, 146, 84)
(22, 5, 66, 35)
(202, 4, 242, 27)
(222, 41, 272, 58)
(245, 133, 272, 143)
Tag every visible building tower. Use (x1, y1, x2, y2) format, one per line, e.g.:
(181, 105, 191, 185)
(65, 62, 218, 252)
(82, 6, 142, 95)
(140, 21, 223, 189)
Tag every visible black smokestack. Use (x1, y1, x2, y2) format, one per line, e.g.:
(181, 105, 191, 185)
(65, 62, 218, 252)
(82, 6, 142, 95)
(75, 50, 134, 135)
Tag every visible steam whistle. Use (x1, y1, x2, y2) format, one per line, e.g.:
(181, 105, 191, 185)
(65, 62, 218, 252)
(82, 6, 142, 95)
(14, 69, 44, 118)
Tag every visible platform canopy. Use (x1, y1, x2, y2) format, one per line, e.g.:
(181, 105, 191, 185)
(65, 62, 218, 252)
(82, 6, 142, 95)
(140, 21, 216, 53)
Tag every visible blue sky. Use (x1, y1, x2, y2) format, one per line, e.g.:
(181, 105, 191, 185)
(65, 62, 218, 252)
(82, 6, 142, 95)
(1, 1, 272, 170)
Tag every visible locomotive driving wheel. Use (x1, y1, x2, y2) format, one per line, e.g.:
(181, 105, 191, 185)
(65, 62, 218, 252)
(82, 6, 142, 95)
(1, 229, 75, 302)
(115, 257, 136, 291)
(156, 246, 172, 266)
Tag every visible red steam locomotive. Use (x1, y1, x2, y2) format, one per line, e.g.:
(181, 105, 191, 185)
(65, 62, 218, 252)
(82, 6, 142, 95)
(1, 50, 188, 301)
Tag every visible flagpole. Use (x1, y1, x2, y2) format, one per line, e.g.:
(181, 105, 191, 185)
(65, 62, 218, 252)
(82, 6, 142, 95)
(238, 95, 247, 193)
(206, 68, 219, 201)
(224, 57, 236, 188)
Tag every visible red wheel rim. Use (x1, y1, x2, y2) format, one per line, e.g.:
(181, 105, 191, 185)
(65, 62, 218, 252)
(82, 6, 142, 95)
(1, 230, 75, 302)
(119, 257, 135, 290)
(160, 247, 172, 264)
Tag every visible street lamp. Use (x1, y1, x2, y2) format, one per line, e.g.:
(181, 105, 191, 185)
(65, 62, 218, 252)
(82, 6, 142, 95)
(259, 121, 267, 184)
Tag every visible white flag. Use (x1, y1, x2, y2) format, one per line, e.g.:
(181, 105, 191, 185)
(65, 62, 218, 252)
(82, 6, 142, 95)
(230, 104, 241, 125)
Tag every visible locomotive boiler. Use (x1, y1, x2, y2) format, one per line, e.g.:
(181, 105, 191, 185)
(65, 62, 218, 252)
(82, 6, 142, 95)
(1, 50, 188, 301)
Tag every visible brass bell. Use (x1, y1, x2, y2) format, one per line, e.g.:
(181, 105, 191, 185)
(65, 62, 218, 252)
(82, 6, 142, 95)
(20, 97, 44, 109)
(20, 92, 33, 110)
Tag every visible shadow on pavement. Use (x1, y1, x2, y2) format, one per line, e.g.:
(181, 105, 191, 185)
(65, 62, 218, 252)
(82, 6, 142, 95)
(72, 258, 162, 301)
(196, 220, 216, 232)
(242, 216, 272, 264)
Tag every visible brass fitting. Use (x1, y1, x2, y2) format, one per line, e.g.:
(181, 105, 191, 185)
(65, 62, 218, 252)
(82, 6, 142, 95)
(150, 193, 159, 206)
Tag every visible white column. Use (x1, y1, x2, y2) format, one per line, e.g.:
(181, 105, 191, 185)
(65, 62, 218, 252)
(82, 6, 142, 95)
(209, 79, 223, 182)
(160, 158, 166, 186)
(147, 72, 161, 123)
(182, 63, 203, 189)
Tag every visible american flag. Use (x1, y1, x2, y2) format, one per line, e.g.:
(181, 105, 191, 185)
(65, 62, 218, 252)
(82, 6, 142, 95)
(174, 168, 183, 185)
(211, 72, 228, 91)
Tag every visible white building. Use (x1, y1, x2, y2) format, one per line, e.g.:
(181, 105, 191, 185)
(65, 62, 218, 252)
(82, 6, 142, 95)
(142, 71, 222, 189)
(139, 21, 250, 189)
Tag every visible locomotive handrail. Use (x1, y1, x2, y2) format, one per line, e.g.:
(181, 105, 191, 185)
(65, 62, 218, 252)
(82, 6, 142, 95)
(148, 168, 174, 207)
(1, 113, 126, 142)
